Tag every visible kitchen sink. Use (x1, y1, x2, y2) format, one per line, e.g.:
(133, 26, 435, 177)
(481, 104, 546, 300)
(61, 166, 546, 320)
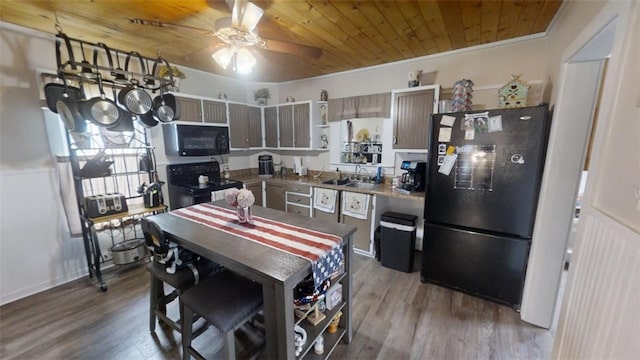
(344, 181, 378, 189)
(322, 178, 350, 185)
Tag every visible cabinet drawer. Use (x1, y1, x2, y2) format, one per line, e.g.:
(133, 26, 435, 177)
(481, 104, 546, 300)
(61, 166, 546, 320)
(286, 203, 311, 217)
(285, 184, 311, 194)
(286, 192, 311, 206)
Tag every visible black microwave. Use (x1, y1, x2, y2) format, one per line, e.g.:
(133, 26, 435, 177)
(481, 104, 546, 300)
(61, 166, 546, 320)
(163, 123, 230, 156)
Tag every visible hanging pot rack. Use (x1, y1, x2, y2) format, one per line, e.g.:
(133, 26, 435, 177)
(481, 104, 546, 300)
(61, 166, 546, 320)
(54, 31, 175, 92)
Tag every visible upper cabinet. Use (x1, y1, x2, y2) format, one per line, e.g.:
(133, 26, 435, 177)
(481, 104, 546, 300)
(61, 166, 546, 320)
(264, 106, 279, 148)
(228, 103, 262, 149)
(203, 99, 227, 124)
(174, 96, 202, 122)
(276, 101, 322, 150)
(328, 93, 391, 121)
(392, 85, 440, 149)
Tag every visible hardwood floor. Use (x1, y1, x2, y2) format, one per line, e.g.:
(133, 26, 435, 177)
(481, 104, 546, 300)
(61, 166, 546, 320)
(0, 255, 556, 359)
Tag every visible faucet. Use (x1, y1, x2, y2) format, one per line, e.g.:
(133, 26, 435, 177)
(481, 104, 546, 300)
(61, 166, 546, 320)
(354, 164, 370, 182)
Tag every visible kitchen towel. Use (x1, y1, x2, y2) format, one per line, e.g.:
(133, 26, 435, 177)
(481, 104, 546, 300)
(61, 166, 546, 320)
(313, 188, 337, 213)
(170, 204, 344, 288)
(341, 191, 370, 220)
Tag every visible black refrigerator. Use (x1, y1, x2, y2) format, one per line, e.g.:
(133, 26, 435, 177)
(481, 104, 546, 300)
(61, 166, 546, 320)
(421, 104, 551, 308)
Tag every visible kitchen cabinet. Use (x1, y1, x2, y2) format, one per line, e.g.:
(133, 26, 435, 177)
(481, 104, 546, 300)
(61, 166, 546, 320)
(285, 183, 312, 217)
(312, 187, 340, 224)
(228, 103, 262, 148)
(245, 181, 263, 207)
(392, 85, 440, 149)
(202, 99, 227, 124)
(293, 102, 310, 148)
(265, 182, 285, 211)
(174, 96, 202, 122)
(247, 105, 262, 147)
(264, 106, 279, 148)
(277, 101, 323, 150)
(340, 193, 389, 257)
(278, 104, 294, 147)
(341, 192, 374, 255)
(327, 93, 391, 121)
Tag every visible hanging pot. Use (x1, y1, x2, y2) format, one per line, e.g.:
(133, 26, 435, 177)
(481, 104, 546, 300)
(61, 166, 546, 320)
(152, 85, 175, 123)
(136, 111, 158, 128)
(118, 51, 153, 115)
(80, 73, 121, 127)
(55, 72, 86, 133)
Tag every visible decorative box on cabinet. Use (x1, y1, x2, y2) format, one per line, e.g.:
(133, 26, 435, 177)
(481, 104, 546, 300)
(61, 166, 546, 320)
(391, 85, 440, 150)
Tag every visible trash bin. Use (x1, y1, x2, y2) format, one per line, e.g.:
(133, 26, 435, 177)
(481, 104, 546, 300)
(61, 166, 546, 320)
(380, 212, 418, 272)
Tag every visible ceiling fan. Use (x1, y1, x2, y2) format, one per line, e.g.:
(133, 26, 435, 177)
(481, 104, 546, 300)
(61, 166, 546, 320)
(129, 0, 322, 75)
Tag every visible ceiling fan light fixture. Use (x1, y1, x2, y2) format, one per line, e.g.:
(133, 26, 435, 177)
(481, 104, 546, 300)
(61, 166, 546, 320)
(232, 0, 264, 33)
(235, 47, 256, 74)
(212, 47, 234, 69)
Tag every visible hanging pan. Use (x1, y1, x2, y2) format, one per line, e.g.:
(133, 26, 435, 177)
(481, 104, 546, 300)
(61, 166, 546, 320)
(152, 84, 175, 123)
(45, 34, 82, 113)
(80, 73, 121, 127)
(118, 51, 153, 115)
(109, 86, 134, 132)
(136, 111, 158, 128)
(55, 72, 86, 133)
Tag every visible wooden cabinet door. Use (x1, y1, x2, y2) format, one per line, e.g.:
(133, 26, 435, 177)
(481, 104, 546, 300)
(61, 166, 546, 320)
(264, 106, 278, 148)
(293, 102, 310, 148)
(392, 88, 434, 149)
(203, 100, 227, 124)
(245, 182, 263, 207)
(278, 104, 294, 148)
(341, 196, 373, 254)
(265, 182, 285, 211)
(175, 96, 202, 122)
(228, 103, 249, 148)
(247, 106, 262, 147)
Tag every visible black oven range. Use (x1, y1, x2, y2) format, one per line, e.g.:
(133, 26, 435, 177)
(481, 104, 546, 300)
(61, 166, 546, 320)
(167, 161, 243, 210)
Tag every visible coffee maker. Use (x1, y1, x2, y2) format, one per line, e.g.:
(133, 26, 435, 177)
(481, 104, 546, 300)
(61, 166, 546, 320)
(258, 155, 274, 178)
(400, 160, 427, 191)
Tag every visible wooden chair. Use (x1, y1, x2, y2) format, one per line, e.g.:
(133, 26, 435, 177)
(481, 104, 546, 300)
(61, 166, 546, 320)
(180, 270, 264, 360)
(142, 218, 221, 333)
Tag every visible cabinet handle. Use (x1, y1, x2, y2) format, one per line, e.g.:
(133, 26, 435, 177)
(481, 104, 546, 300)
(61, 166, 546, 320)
(393, 136, 397, 144)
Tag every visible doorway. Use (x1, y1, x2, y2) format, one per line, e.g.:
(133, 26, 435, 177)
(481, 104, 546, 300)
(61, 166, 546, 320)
(519, 17, 617, 328)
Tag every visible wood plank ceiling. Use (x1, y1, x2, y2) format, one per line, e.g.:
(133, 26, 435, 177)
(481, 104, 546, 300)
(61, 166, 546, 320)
(0, 0, 563, 82)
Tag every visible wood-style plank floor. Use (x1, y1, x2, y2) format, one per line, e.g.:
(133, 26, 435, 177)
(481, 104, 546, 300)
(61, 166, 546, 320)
(0, 254, 556, 359)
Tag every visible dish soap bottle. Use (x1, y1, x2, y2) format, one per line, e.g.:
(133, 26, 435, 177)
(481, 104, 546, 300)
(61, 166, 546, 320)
(336, 167, 341, 179)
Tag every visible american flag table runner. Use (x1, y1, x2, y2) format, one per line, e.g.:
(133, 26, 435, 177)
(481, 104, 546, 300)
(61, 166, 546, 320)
(170, 203, 344, 288)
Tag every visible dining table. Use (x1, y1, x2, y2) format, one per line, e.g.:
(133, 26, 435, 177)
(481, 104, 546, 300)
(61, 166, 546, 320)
(146, 200, 356, 359)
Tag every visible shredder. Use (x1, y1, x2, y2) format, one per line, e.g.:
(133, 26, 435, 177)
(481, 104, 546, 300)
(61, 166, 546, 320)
(380, 212, 418, 273)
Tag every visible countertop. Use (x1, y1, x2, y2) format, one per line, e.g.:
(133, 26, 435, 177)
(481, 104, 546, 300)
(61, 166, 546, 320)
(229, 172, 425, 201)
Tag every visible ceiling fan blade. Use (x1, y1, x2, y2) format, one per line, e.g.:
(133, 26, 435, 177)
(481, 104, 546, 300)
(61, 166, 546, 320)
(128, 18, 214, 36)
(231, 0, 264, 33)
(262, 39, 323, 59)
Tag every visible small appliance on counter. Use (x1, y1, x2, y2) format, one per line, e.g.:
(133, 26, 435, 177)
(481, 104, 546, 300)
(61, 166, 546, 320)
(138, 182, 164, 208)
(258, 155, 274, 178)
(400, 161, 427, 192)
(293, 156, 307, 176)
(84, 193, 128, 218)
